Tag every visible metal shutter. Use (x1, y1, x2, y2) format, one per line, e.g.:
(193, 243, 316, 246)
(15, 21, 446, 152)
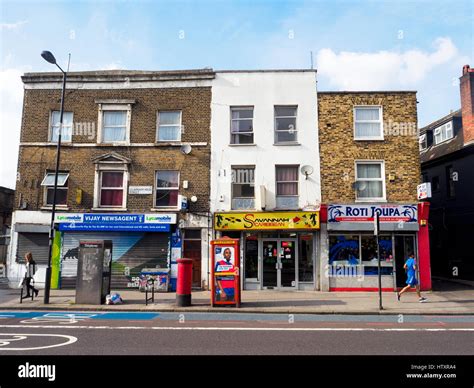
(17, 233, 49, 265)
(60, 232, 170, 289)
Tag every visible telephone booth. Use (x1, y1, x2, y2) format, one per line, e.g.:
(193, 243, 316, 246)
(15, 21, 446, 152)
(210, 238, 241, 307)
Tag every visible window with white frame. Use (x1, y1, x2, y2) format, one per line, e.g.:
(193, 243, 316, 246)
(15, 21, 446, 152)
(231, 166, 255, 209)
(99, 171, 126, 207)
(50, 111, 73, 142)
(419, 134, 427, 151)
(276, 165, 299, 208)
(98, 103, 132, 144)
(230, 107, 254, 144)
(274, 106, 298, 143)
(355, 161, 385, 201)
(155, 171, 180, 208)
(157, 111, 182, 142)
(434, 121, 453, 145)
(354, 106, 383, 140)
(41, 172, 69, 206)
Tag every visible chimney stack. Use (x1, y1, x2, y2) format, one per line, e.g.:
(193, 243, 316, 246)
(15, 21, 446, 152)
(460, 64, 474, 145)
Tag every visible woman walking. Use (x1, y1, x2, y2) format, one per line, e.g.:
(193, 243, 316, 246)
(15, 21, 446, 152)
(24, 252, 39, 298)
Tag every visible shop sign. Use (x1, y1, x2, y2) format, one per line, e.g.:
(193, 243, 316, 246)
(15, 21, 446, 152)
(328, 204, 417, 223)
(417, 183, 432, 200)
(214, 211, 320, 231)
(56, 213, 176, 232)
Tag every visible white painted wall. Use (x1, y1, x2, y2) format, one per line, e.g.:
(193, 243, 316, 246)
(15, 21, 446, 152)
(210, 71, 320, 212)
(7, 210, 51, 287)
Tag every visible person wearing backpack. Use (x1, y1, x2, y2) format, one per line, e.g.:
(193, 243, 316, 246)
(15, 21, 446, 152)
(397, 253, 427, 303)
(24, 252, 39, 298)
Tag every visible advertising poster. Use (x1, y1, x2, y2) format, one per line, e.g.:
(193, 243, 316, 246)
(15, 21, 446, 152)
(214, 246, 237, 302)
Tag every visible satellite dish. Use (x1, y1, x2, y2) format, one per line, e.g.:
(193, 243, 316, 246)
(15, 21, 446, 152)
(355, 181, 367, 191)
(180, 143, 192, 155)
(300, 165, 314, 180)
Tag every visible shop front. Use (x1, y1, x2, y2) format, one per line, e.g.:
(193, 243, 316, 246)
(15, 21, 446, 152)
(214, 211, 320, 291)
(325, 204, 419, 291)
(55, 213, 177, 289)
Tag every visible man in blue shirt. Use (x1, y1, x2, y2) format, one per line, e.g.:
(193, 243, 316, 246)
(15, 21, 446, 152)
(397, 253, 427, 303)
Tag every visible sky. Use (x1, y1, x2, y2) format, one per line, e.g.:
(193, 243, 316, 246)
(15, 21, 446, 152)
(0, 0, 472, 189)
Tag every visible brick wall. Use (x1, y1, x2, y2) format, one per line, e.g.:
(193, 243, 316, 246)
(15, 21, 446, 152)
(318, 92, 420, 203)
(15, 87, 211, 212)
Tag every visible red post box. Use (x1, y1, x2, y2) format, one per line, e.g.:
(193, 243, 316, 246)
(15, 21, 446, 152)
(176, 258, 193, 306)
(210, 238, 241, 307)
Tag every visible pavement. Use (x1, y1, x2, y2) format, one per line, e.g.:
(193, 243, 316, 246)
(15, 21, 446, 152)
(0, 278, 472, 315)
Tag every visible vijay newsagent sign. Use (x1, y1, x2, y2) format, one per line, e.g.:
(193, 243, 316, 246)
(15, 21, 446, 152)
(214, 211, 320, 230)
(55, 213, 177, 232)
(328, 204, 418, 223)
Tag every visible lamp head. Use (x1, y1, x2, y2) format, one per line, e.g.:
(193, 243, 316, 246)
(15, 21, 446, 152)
(41, 51, 57, 65)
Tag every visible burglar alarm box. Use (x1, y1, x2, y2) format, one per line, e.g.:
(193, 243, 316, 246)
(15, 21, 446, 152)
(210, 238, 241, 307)
(76, 240, 113, 304)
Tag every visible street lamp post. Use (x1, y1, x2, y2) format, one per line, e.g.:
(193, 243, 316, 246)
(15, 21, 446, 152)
(41, 50, 67, 304)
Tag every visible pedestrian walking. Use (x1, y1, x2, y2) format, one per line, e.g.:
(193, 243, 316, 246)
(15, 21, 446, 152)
(24, 252, 39, 298)
(397, 253, 427, 303)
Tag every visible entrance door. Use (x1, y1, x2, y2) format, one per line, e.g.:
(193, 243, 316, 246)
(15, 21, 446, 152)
(262, 239, 297, 289)
(262, 240, 278, 288)
(183, 230, 202, 288)
(394, 235, 416, 289)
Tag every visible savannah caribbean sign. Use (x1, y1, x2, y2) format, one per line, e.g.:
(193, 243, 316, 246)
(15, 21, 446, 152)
(214, 212, 320, 231)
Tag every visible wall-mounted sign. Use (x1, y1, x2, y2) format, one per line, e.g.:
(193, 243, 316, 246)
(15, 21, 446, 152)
(328, 204, 417, 223)
(56, 213, 176, 232)
(214, 211, 320, 231)
(417, 183, 432, 200)
(129, 186, 153, 195)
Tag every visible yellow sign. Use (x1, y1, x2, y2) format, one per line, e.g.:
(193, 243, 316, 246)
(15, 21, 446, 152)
(214, 212, 320, 231)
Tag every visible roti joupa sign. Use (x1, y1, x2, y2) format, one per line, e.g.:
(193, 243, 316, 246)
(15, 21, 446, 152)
(328, 204, 417, 223)
(214, 212, 320, 230)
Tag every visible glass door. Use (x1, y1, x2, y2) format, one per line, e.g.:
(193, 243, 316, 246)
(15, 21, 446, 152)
(262, 240, 278, 288)
(280, 239, 297, 288)
(394, 235, 416, 289)
(262, 239, 297, 289)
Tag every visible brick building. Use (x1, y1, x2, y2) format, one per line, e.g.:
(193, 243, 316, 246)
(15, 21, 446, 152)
(8, 69, 214, 290)
(318, 91, 431, 291)
(419, 65, 474, 281)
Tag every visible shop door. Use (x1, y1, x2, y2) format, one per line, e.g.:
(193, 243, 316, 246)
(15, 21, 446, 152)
(262, 240, 278, 288)
(183, 230, 202, 288)
(262, 239, 297, 289)
(394, 235, 416, 289)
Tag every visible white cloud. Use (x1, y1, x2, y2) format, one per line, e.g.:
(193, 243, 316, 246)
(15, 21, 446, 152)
(0, 68, 24, 189)
(316, 37, 462, 90)
(0, 20, 28, 31)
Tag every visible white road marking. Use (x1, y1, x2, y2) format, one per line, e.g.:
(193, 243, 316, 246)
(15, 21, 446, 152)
(0, 324, 473, 332)
(20, 312, 97, 325)
(0, 333, 77, 350)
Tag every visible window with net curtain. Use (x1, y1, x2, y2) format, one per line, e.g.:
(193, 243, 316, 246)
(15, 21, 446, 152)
(100, 171, 124, 207)
(355, 162, 384, 199)
(156, 171, 179, 207)
(276, 166, 299, 208)
(354, 107, 382, 139)
(231, 107, 254, 144)
(102, 111, 127, 142)
(50, 111, 73, 142)
(158, 111, 182, 141)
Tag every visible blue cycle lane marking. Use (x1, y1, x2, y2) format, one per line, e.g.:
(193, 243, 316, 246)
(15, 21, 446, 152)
(0, 311, 161, 321)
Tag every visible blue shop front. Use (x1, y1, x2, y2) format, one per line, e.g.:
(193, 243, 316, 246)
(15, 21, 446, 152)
(55, 213, 180, 291)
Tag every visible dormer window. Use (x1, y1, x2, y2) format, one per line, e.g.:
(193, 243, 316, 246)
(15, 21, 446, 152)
(419, 134, 427, 151)
(434, 121, 453, 145)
